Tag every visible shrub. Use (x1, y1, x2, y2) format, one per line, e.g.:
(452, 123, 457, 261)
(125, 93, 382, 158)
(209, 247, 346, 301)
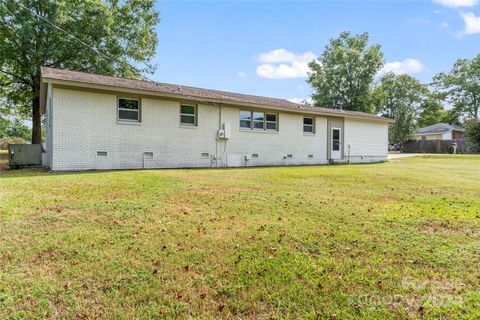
(465, 120, 480, 153)
(0, 136, 27, 150)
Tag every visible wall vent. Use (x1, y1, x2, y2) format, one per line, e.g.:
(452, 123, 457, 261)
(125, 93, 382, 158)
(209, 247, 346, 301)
(201, 152, 210, 158)
(97, 151, 107, 157)
(252, 154, 259, 158)
(287, 154, 293, 158)
(308, 154, 314, 158)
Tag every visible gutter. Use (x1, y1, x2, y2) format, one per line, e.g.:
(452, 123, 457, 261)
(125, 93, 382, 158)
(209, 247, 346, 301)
(40, 76, 392, 123)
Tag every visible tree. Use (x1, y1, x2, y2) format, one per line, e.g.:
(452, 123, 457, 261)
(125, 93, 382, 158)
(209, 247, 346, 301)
(417, 98, 444, 127)
(439, 108, 462, 126)
(0, 0, 159, 144)
(307, 31, 383, 113)
(417, 92, 461, 127)
(464, 120, 480, 153)
(371, 72, 427, 144)
(0, 117, 31, 140)
(433, 54, 480, 120)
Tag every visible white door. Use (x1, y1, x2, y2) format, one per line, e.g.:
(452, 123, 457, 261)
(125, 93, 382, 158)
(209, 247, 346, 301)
(331, 127, 341, 160)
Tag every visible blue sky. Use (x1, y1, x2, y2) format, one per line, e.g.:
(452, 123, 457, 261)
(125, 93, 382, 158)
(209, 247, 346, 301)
(152, 0, 479, 102)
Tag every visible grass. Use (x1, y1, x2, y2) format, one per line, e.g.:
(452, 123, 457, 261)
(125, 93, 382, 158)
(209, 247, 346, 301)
(1, 156, 479, 319)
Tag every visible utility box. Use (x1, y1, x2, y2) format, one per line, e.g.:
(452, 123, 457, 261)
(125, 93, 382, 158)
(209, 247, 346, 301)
(8, 144, 42, 168)
(223, 123, 231, 139)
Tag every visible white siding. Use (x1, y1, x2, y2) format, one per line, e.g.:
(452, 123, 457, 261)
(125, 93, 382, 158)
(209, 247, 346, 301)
(442, 131, 452, 140)
(415, 133, 443, 140)
(344, 118, 388, 163)
(43, 83, 53, 167)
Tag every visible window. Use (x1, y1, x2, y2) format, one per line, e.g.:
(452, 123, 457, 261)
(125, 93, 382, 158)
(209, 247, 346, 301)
(118, 98, 140, 122)
(240, 111, 251, 129)
(253, 112, 264, 129)
(180, 105, 196, 125)
(240, 111, 278, 131)
(266, 113, 277, 130)
(303, 117, 314, 133)
(332, 128, 340, 151)
(97, 151, 107, 157)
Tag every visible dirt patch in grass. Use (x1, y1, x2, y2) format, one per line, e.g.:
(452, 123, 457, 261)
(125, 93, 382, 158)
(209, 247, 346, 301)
(1, 156, 480, 319)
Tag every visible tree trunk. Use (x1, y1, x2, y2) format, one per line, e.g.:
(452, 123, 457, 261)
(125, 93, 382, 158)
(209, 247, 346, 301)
(32, 94, 41, 144)
(31, 72, 42, 145)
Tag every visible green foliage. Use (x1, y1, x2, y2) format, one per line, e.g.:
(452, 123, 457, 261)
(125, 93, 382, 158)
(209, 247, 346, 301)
(371, 72, 427, 144)
(433, 54, 480, 120)
(439, 108, 462, 126)
(307, 31, 384, 113)
(417, 98, 444, 127)
(0, 0, 160, 143)
(0, 117, 31, 140)
(417, 95, 462, 127)
(465, 120, 480, 153)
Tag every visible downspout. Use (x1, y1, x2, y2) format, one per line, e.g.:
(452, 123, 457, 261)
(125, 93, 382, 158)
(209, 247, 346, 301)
(347, 144, 351, 164)
(216, 104, 223, 167)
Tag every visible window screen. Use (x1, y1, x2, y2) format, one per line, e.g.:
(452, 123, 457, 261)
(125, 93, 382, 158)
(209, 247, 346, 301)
(180, 105, 196, 125)
(118, 98, 140, 121)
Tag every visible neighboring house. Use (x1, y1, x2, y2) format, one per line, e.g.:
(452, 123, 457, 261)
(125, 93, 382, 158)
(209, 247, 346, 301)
(415, 123, 465, 141)
(39, 67, 391, 171)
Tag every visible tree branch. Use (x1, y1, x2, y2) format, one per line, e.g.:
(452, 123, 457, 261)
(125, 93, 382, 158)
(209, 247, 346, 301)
(0, 68, 30, 84)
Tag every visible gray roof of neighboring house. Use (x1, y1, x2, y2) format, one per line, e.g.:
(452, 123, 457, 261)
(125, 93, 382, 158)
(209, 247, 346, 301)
(416, 123, 465, 135)
(40, 67, 391, 122)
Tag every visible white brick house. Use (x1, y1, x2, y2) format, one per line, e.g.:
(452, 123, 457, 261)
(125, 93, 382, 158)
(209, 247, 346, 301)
(39, 67, 391, 171)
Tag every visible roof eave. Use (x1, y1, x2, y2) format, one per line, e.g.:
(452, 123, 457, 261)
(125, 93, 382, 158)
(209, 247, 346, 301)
(41, 75, 392, 123)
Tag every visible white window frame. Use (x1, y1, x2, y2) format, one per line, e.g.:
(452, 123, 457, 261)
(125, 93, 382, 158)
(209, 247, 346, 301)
(303, 117, 315, 134)
(117, 97, 140, 122)
(180, 104, 197, 126)
(265, 113, 278, 131)
(252, 112, 265, 130)
(239, 110, 278, 131)
(240, 110, 252, 129)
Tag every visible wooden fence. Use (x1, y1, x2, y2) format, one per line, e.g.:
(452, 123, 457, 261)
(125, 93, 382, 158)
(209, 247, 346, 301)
(402, 139, 471, 154)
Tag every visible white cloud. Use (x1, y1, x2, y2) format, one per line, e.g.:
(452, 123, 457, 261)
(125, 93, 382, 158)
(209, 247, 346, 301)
(380, 58, 426, 75)
(440, 21, 450, 28)
(288, 97, 313, 105)
(433, 0, 478, 7)
(256, 62, 311, 79)
(256, 49, 317, 79)
(259, 49, 296, 63)
(238, 71, 247, 78)
(461, 12, 480, 34)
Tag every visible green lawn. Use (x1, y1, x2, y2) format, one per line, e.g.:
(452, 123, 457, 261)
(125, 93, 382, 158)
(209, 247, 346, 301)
(1, 156, 479, 319)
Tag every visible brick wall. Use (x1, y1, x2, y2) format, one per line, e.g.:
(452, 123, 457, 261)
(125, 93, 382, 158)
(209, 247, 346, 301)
(48, 87, 387, 170)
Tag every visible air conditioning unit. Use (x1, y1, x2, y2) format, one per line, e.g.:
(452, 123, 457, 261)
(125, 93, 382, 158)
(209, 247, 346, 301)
(217, 129, 225, 139)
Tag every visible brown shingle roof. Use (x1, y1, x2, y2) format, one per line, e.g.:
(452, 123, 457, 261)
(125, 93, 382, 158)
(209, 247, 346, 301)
(41, 67, 390, 122)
